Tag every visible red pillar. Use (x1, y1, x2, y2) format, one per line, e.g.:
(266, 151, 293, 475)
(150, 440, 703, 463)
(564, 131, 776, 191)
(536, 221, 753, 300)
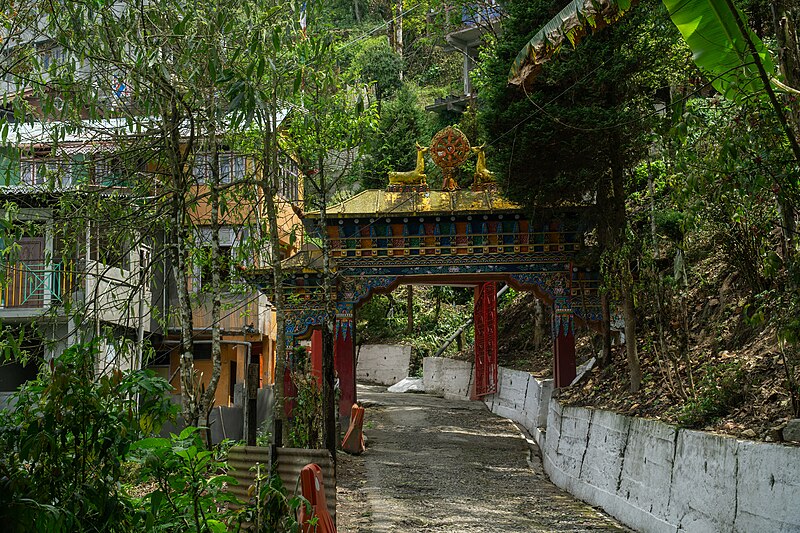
(334, 316, 357, 422)
(473, 282, 498, 398)
(310, 329, 323, 387)
(553, 312, 576, 387)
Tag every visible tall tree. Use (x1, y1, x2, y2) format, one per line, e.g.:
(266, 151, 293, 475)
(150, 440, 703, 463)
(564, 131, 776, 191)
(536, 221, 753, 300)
(226, 0, 305, 444)
(34, 0, 252, 426)
(284, 27, 376, 457)
(477, 0, 689, 391)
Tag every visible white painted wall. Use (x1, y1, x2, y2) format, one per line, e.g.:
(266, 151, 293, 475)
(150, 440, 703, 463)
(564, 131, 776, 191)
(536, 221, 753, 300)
(356, 344, 412, 386)
(483, 366, 553, 443)
(421, 357, 800, 533)
(422, 357, 473, 400)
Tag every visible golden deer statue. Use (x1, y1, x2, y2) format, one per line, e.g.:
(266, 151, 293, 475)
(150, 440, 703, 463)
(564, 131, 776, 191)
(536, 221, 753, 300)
(471, 144, 495, 185)
(388, 142, 429, 186)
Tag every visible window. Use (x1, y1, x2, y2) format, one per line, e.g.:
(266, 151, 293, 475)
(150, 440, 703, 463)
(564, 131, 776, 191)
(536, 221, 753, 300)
(90, 223, 130, 270)
(93, 154, 125, 186)
(278, 156, 300, 203)
(38, 44, 66, 70)
(20, 161, 34, 184)
(192, 152, 246, 184)
(196, 226, 246, 292)
(19, 159, 72, 187)
(200, 244, 232, 291)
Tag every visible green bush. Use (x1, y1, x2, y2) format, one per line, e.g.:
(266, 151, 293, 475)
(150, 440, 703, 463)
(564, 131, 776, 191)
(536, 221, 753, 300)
(129, 427, 239, 532)
(0, 341, 175, 532)
(234, 464, 307, 533)
(678, 361, 748, 428)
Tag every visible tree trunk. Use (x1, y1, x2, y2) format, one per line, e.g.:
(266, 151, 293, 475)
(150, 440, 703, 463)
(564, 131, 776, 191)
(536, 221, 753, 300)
(610, 134, 641, 392)
(164, 103, 199, 427)
(600, 292, 612, 368)
(199, 128, 223, 440)
(318, 152, 337, 461)
(261, 103, 288, 445)
(533, 297, 546, 350)
(622, 274, 642, 393)
(772, 0, 799, 257)
(406, 285, 414, 334)
(395, 0, 404, 80)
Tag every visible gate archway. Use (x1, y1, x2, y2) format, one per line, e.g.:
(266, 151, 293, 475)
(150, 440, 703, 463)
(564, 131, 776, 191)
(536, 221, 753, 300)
(250, 128, 602, 426)
(253, 187, 601, 421)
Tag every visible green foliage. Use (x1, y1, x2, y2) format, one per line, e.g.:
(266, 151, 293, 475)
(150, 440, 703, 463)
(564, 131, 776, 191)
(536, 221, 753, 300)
(351, 38, 404, 103)
(357, 287, 474, 371)
(129, 427, 238, 532)
(678, 361, 748, 428)
(358, 85, 433, 189)
(476, 0, 688, 209)
(662, 0, 774, 103)
(287, 370, 323, 449)
(234, 464, 307, 533)
(0, 341, 175, 532)
(653, 209, 686, 243)
(673, 98, 792, 294)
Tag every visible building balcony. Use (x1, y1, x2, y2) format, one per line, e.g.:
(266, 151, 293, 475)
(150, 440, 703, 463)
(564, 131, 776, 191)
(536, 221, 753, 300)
(1, 260, 74, 317)
(168, 291, 269, 336)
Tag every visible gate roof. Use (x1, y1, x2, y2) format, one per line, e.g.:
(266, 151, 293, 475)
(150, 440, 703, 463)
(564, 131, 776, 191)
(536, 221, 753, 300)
(305, 189, 521, 219)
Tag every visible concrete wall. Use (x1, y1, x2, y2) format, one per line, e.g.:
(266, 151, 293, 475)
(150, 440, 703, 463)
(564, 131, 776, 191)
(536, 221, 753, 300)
(356, 344, 412, 386)
(483, 366, 553, 443)
(421, 357, 800, 533)
(422, 357, 474, 400)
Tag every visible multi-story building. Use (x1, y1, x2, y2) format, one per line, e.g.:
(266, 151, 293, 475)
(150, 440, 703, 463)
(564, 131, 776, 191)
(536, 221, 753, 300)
(0, 112, 303, 409)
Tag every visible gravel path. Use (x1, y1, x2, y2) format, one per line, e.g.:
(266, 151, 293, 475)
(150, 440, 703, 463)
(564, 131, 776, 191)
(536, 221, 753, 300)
(336, 384, 630, 532)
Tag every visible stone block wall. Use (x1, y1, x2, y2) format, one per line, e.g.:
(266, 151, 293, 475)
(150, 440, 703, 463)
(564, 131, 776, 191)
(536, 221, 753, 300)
(356, 344, 412, 386)
(422, 357, 800, 533)
(422, 357, 473, 400)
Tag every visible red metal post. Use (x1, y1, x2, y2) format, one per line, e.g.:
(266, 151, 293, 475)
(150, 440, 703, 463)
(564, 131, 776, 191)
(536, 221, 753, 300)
(473, 282, 498, 397)
(334, 316, 357, 422)
(310, 329, 323, 387)
(553, 312, 576, 387)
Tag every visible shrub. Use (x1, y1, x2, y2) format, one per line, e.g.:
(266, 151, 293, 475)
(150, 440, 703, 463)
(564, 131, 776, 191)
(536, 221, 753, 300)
(678, 361, 747, 428)
(0, 341, 174, 532)
(129, 427, 239, 532)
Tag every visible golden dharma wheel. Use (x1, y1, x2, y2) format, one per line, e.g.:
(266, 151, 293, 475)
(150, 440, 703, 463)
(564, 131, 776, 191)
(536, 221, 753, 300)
(430, 126, 471, 169)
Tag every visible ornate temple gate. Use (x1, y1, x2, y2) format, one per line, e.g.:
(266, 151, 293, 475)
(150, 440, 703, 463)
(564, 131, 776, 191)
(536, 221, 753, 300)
(473, 282, 498, 397)
(251, 127, 602, 429)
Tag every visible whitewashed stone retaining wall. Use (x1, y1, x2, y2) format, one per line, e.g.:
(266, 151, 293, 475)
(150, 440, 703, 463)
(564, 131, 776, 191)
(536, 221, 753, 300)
(483, 366, 553, 443)
(356, 344, 412, 386)
(422, 357, 800, 533)
(422, 357, 473, 400)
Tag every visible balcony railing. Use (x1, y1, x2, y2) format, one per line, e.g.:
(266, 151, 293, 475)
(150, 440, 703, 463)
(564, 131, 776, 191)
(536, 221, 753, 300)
(2, 261, 74, 309)
(461, 3, 502, 27)
(168, 292, 264, 334)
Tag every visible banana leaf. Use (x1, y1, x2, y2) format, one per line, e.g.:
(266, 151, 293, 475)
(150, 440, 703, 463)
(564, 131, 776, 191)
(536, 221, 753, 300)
(662, 0, 774, 103)
(510, 0, 775, 104)
(509, 0, 635, 87)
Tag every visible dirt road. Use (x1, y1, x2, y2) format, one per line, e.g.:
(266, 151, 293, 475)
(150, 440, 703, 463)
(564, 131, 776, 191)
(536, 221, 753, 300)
(336, 385, 629, 532)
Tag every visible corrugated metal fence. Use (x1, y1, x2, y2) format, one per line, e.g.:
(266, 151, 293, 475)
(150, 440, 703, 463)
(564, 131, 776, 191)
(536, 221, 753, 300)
(227, 446, 336, 522)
